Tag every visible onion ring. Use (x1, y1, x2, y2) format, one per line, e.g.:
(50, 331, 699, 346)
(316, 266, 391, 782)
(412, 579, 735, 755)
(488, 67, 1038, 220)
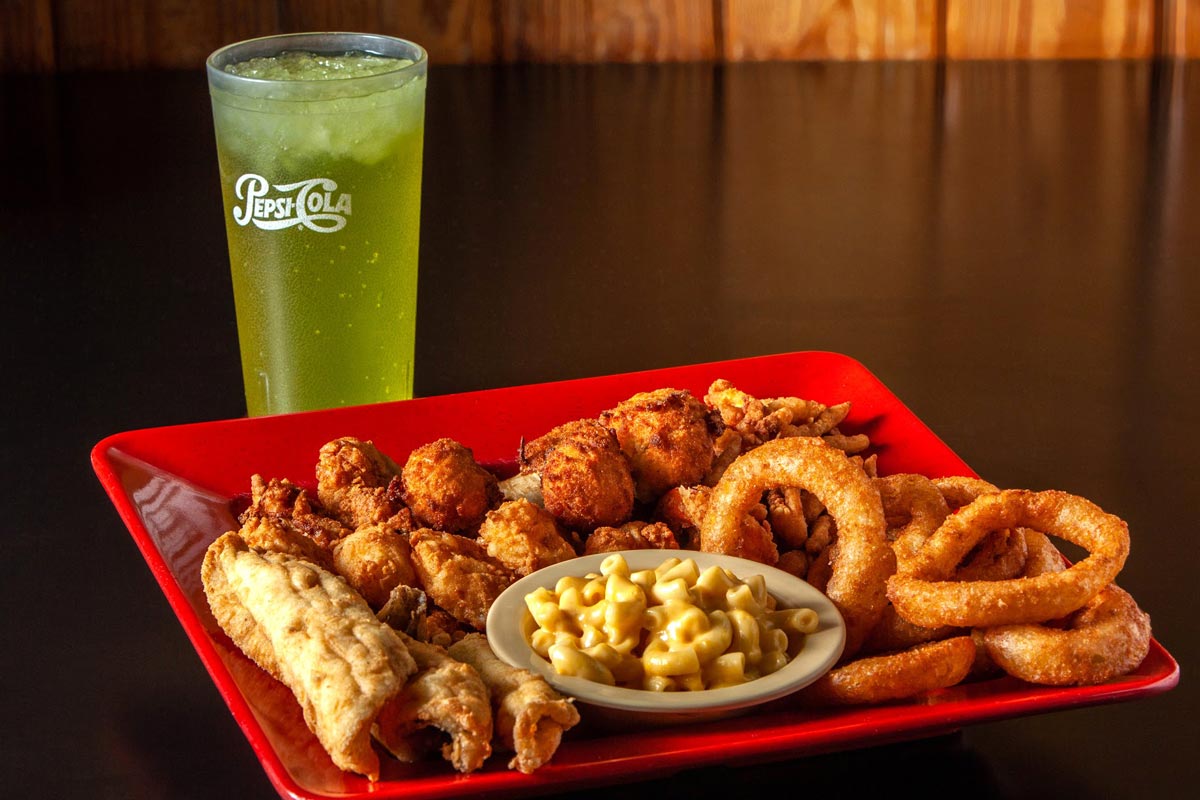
(700, 437, 890, 656)
(929, 476, 1029, 581)
(874, 473, 950, 566)
(861, 604, 961, 655)
(932, 476, 999, 509)
(981, 583, 1151, 685)
(887, 490, 1129, 628)
(953, 527, 1028, 582)
(1020, 529, 1067, 578)
(800, 636, 976, 705)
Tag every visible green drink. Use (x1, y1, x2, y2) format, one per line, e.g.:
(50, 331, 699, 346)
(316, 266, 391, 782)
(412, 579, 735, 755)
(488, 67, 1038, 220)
(207, 34, 427, 416)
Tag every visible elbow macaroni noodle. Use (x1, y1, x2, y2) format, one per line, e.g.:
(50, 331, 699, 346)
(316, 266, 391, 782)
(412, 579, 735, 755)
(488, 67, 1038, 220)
(524, 553, 820, 691)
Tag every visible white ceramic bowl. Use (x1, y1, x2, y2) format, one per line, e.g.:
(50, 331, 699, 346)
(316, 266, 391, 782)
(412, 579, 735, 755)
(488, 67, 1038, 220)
(486, 549, 846, 724)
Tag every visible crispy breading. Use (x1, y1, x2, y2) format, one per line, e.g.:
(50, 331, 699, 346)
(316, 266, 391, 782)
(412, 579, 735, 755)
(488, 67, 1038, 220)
(374, 632, 493, 773)
(599, 388, 719, 503)
(401, 438, 501, 533)
(521, 419, 635, 531)
(201, 532, 416, 781)
(448, 633, 580, 774)
(240, 474, 351, 550)
(235, 513, 335, 569)
(477, 498, 578, 577)
(583, 520, 679, 555)
(331, 524, 419, 609)
(316, 437, 414, 532)
(409, 529, 517, 630)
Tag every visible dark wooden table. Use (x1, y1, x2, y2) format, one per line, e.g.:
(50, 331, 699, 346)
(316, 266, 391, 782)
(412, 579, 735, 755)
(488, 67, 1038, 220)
(3, 59, 1196, 799)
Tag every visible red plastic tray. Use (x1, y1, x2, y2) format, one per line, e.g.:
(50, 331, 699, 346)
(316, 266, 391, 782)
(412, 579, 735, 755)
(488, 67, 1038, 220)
(91, 351, 1179, 800)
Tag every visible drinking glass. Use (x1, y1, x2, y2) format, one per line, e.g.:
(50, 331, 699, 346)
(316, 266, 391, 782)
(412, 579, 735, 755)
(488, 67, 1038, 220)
(207, 33, 427, 416)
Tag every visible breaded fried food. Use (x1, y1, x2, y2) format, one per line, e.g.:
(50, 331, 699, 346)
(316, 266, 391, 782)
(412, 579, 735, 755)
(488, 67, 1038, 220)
(583, 520, 679, 555)
(478, 498, 578, 577)
(599, 388, 719, 503)
(409, 529, 517, 630)
(201, 532, 417, 781)
(705, 379, 790, 447)
(521, 419, 634, 531)
(448, 633, 580, 774)
(316, 438, 413, 532)
(401, 438, 501, 533)
(331, 525, 419, 609)
(240, 474, 351, 549)
(237, 514, 336, 570)
(654, 484, 773, 557)
(374, 632, 493, 773)
(376, 584, 428, 638)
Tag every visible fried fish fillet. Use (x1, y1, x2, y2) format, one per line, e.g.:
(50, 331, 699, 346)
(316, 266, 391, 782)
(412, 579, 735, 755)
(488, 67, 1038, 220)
(201, 532, 417, 781)
(373, 632, 493, 773)
(447, 633, 580, 774)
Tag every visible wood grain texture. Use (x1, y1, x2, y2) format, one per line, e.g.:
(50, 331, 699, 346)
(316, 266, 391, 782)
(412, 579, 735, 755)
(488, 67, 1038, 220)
(496, 0, 716, 62)
(0, 0, 56, 72)
(1165, 0, 1200, 56)
(945, 0, 1158, 59)
(51, 0, 278, 70)
(720, 0, 938, 61)
(278, 0, 499, 62)
(3, 0, 1198, 72)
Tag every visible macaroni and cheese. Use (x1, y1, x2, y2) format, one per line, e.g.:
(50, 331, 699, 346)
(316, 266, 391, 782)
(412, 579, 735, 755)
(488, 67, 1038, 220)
(523, 553, 820, 691)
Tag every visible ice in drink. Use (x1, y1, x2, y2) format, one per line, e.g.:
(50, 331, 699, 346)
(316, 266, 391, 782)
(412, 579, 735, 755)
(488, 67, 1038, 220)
(207, 35, 427, 416)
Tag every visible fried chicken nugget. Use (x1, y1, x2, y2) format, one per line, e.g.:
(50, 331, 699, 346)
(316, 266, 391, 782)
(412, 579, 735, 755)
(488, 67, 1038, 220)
(201, 532, 417, 781)
(402, 438, 501, 534)
(478, 498, 578, 577)
(521, 419, 634, 531)
(599, 388, 719, 503)
(331, 525, 419, 609)
(584, 521, 679, 555)
(409, 529, 517, 630)
(448, 633, 580, 774)
(374, 632, 493, 774)
(653, 484, 774, 559)
(316, 438, 413, 532)
(237, 514, 336, 570)
(241, 474, 351, 550)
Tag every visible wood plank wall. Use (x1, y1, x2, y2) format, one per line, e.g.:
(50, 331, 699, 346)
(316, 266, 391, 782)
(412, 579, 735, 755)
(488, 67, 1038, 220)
(3, 0, 1199, 73)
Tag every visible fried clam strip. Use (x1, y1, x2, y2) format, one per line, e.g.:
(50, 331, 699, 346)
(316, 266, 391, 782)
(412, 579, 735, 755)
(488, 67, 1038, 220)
(201, 532, 417, 781)
(700, 436, 890, 658)
(373, 632, 493, 773)
(888, 490, 1130, 628)
(980, 583, 1152, 686)
(800, 636, 977, 706)
(447, 633, 581, 774)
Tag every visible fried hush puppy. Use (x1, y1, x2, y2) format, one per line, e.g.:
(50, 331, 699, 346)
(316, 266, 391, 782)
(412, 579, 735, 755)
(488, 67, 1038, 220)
(316, 437, 413, 532)
(599, 388, 719, 503)
(331, 525, 420, 609)
(478, 498, 578, 577)
(520, 419, 635, 531)
(402, 438, 501, 533)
